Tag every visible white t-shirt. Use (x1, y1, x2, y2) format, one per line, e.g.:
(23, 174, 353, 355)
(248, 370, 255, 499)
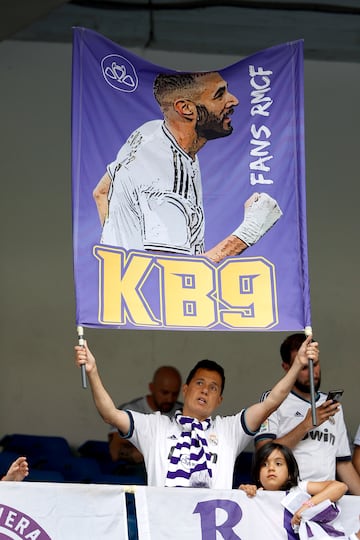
(101, 120, 205, 255)
(123, 409, 255, 489)
(255, 391, 351, 481)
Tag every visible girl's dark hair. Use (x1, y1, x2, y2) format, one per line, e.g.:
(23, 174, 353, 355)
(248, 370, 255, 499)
(252, 442, 299, 490)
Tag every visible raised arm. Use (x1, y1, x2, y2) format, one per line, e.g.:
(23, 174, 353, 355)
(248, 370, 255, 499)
(204, 193, 282, 263)
(74, 341, 130, 434)
(93, 172, 111, 225)
(245, 336, 318, 433)
(204, 235, 248, 263)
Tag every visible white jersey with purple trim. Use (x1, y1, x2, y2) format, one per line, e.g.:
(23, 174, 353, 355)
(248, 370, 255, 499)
(122, 409, 254, 488)
(101, 119, 205, 255)
(255, 391, 352, 481)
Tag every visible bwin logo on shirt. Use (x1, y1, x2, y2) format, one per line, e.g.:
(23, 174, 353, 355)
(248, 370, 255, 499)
(304, 429, 335, 445)
(101, 54, 138, 92)
(0, 504, 51, 539)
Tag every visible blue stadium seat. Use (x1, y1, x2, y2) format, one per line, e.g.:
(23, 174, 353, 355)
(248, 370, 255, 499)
(0, 449, 64, 483)
(78, 439, 110, 461)
(0, 435, 148, 485)
(0, 434, 73, 470)
(77, 439, 115, 474)
(77, 439, 147, 484)
(25, 469, 65, 483)
(0, 450, 22, 477)
(60, 455, 103, 483)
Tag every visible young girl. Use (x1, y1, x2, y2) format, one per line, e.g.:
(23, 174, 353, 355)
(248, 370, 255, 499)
(239, 442, 348, 532)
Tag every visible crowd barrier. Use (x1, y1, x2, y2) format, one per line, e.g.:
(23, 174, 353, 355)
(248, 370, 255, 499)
(0, 482, 359, 540)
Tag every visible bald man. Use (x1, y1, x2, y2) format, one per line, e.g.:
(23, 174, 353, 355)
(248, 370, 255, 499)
(109, 365, 182, 464)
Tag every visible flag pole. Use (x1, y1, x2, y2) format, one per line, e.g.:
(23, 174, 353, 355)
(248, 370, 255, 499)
(305, 326, 316, 426)
(77, 325, 87, 389)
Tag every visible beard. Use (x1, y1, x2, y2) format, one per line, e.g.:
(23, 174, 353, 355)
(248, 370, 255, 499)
(158, 402, 173, 413)
(153, 397, 173, 413)
(294, 373, 321, 394)
(195, 104, 234, 140)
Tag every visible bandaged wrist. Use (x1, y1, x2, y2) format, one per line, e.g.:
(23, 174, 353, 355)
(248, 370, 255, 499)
(232, 221, 258, 246)
(232, 193, 282, 246)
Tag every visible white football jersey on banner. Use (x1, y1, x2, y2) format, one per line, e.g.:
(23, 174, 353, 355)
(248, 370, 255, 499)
(101, 120, 205, 255)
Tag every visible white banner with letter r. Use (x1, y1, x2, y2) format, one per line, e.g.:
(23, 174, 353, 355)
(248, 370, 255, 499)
(135, 486, 360, 540)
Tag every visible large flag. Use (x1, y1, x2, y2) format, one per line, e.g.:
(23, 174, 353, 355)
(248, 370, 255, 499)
(72, 27, 310, 332)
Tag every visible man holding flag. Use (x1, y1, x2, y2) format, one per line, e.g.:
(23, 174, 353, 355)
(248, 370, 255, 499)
(74, 335, 318, 489)
(255, 333, 360, 495)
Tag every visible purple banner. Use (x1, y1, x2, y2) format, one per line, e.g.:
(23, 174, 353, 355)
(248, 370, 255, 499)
(71, 27, 311, 331)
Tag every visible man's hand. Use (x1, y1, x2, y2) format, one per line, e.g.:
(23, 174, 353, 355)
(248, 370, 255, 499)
(304, 400, 340, 429)
(232, 192, 282, 246)
(204, 192, 282, 263)
(74, 340, 96, 374)
(293, 335, 319, 370)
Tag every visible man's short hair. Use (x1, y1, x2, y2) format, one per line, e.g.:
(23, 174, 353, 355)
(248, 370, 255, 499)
(280, 333, 306, 364)
(185, 359, 225, 395)
(153, 72, 213, 107)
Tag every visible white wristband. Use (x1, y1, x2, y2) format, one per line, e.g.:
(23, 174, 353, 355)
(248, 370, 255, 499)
(232, 192, 282, 246)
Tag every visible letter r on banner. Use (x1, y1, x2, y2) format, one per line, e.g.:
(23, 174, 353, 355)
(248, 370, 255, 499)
(193, 499, 242, 540)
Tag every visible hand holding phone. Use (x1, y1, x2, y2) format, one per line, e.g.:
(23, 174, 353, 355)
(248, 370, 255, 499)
(326, 390, 344, 403)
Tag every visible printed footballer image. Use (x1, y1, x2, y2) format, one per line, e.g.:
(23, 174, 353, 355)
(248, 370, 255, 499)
(93, 71, 282, 264)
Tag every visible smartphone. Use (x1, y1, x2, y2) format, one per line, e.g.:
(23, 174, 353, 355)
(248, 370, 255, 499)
(326, 390, 344, 403)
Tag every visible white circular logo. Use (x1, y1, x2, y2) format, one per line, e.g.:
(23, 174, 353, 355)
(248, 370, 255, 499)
(101, 54, 138, 92)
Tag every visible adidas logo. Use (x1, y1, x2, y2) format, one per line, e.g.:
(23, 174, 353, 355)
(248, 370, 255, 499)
(295, 411, 304, 417)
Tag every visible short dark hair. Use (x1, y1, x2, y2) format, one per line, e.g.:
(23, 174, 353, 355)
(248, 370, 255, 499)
(185, 359, 225, 395)
(280, 333, 306, 365)
(153, 72, 214, 107)
(252, 442, 299, 490)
